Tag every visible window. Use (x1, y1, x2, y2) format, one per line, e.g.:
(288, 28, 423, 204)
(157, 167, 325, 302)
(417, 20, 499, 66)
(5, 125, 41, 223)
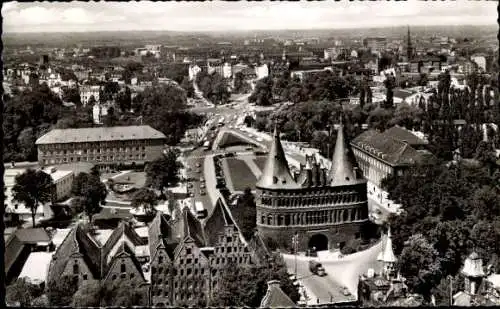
(187, 268, 192, 275)
(73, 263, 79, 275)
(159, 256, 163, 263)
(180, 269, 184, 276)
(130, 273, 135, 279)
(186, 248, 191, 254)
(112, 274, 117, 280)
(83, 274, 88, 280)
(121, 263, 126, 273)
(180, 259, 183, 265)
(226, 236, 232, 243)
(221, 247, 224, 253)
(227, 247, 232, 253)
(187, 258, 192, 264)
(158, 267, 163, 274)
(194, 258, 198, 264)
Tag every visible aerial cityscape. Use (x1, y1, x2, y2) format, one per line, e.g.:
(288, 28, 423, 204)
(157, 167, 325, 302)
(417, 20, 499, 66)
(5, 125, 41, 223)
(2, 0, 499, 307)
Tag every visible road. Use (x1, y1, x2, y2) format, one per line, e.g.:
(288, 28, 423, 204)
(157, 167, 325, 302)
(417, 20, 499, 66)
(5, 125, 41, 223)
(282, 240, 382, 305)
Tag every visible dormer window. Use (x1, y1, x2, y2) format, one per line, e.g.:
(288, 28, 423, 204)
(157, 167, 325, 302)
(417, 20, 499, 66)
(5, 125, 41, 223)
(73, 264, 79, 275)
(273, 177, 278, 184)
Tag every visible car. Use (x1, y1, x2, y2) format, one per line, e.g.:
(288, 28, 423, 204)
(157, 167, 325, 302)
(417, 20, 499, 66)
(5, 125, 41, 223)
(200, 177, 205, 182)
(189, 192, 194, 197)
(188, 183, 193, 188)
(196, 162, 201, 168)
(200, 183, 206, 189)
(200, 190, 206, 196)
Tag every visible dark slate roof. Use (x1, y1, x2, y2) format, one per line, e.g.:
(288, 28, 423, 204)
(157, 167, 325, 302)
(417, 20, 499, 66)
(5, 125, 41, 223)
(260, 280, 296, 308)
(14, 228, 51, 244)
(204, 197, 236, 246)
(256, 127, 300, 190)
(384, 126, 428, 146)
(351, 129, 435, 167)
(47, 226, 83, 284)
(328, 121, 365, 186)
(4, 234, 27, 276)
(36, 125, 166, 144)
(74, 225, 102, 279)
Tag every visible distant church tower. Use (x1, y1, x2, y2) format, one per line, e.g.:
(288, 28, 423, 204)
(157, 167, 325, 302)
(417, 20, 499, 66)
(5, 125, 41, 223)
(406, 26, 413, 60)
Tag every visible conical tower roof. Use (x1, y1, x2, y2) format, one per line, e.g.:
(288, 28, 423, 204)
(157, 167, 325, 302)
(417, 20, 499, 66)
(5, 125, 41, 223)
(380, 227, 397, 264)
(256, 126, 299, 189)
(328, 117, 361, 186)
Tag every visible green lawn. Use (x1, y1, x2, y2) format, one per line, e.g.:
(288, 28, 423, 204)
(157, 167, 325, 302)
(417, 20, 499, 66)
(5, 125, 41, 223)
(253, 156, 267, 172)
(224, 158, 258, 191)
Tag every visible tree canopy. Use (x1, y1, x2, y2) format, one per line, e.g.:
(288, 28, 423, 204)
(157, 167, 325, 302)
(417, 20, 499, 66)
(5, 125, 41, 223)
(145, 149, 182, 196)
(131, 187, 159, 216)
(12, 169, 54, 227)
(71, 172, 108, 223)
(211, 253, 299, 307)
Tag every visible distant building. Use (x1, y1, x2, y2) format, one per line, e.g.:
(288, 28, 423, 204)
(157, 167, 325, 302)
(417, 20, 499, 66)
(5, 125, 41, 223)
(256, 121, 369, 252)
(351, 126, 434, 188)
(471, 54, 487, 72)
(80, 85, 101, 106)
(35, 125, 166, 170)
(364, 38, 387, 54)
(290, 67, 333, 81)
(92, 102, 114, 125)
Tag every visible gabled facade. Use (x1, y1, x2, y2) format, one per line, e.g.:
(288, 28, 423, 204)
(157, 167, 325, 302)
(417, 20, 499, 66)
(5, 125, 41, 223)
(149, 199, 255, 307)
(46, 222, 147, 292)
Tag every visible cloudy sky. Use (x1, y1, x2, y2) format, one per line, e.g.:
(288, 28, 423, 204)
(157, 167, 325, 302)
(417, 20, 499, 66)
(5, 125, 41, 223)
(2, 0, 498, 33)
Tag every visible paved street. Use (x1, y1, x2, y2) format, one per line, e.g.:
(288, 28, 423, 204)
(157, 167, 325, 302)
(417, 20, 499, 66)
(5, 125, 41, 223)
(282, 240, 382, 304)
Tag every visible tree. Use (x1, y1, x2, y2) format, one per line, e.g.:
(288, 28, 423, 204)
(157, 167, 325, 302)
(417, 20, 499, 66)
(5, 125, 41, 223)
(71, 172, 107, 223)
(17, 127, 38, 161)
(115, 86, 132, 112)
(249, 76, 273, 106)
(211, 253, 299, 307)
(398, 234, 442, 300)
(131, 188, 159, 216)
(12, 169, 54, 227)
(47, 275, 79, 307)
(62, 87, 81, 105)
(6, 277, 44, 306)
(418, 73, 429, 87)
(233, 188, 257, 241)
(71, 283, 101, 307)
(145, 150, 181, 196)
(383, 73, 396, 109)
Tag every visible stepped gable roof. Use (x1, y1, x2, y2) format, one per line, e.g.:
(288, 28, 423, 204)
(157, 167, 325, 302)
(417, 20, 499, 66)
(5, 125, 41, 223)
(204, 197, 236, 246)
(35, 125, 166, 145)
(328, 118, 364, 186)
(384, 125, 428, 146)
(171, 206, 206, 248)
(4, 234, 27, 278)
(260, 280, 296, 308)
(256, 127, 300, 190)
(47, 224, 100, 283)
(105, 241, 146, 282)
(149, 211, 175, 260)
(352, 129, 434, 167)
(102, 221, 145, 272)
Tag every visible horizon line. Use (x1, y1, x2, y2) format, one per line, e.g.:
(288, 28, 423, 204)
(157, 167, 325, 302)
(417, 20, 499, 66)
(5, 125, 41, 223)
(4, 24, 498, 35)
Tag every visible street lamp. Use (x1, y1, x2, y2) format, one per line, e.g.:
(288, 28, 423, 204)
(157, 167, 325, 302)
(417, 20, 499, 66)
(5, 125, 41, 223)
(292, 233, 299, 279)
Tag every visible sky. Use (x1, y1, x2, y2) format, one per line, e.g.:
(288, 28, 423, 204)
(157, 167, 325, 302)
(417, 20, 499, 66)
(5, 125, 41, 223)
(2, 0, 498, 33)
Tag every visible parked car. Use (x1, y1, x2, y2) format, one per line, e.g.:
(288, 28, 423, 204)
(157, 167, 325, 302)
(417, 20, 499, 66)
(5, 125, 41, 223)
(200, 190, 206, 196)
(200, 183, 206, 189)
(308, 261, 326, 276)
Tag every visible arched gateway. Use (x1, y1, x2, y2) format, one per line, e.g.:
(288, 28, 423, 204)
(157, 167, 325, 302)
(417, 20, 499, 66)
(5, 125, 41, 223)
(308, 234, 329, 251)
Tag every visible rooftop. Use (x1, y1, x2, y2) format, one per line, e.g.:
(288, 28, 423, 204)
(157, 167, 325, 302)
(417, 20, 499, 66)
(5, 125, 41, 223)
(35, 125, 166, 145)
(19, 252, 54, 283)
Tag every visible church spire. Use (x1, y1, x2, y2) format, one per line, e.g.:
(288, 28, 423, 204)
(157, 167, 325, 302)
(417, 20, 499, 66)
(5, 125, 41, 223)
(256, 126, 299, 189)
(327, 114, 359, 186)
(407, 25, 413, 60)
